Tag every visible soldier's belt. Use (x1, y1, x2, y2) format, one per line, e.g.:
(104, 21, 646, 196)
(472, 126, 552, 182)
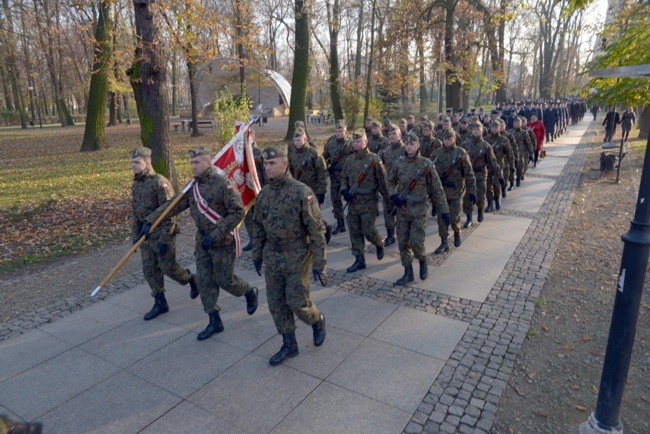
(473, 166, 484, 172)
(266, 237, 309, 253)
(355, 187, 373, 194)
(405, 194, 424, 203)
(329, 165, 342, 172)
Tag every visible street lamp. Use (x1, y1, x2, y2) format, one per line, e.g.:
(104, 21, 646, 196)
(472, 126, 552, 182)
(27, 86, 36, 127)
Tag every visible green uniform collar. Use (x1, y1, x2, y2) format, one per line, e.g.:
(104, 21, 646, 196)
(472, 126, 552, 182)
(133, 166, 154, 181)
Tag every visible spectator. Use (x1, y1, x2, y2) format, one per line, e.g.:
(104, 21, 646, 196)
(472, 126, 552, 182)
(620, 107, 636, 143)
(527, 114, 546, 167)
(602, 106, 620, 143)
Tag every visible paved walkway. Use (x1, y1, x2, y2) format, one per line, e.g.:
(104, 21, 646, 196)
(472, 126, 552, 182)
(0, 120, 594, 433)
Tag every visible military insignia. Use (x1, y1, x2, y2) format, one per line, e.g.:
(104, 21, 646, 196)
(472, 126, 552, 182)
(307, 195, 313, 202)
(162, 184, 168, 189)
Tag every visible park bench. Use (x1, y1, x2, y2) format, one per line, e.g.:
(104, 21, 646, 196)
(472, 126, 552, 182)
(189, 119, 215, 132)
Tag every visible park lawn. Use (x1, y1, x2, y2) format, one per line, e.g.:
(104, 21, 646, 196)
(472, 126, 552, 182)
(0, 125, 220, 271)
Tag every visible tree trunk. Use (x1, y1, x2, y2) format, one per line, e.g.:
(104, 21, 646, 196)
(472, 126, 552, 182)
(327, 0, 343, 122)
(188, 59, 201, 138)
(131, 0, 177, 189)
(417, 31, 427, 114)
(285, 0, 310, 141)
(363, 0, 377, 121)
(444, 1, 461, 112)
(2, 0, 27, 128)
(81, 0, 114, 152)
(171, 52, 177, 116)
(354, 1, 363, 81)
(638, 105, 650, 140)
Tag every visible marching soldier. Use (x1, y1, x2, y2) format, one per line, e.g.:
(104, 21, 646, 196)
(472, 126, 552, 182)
(144, 147, 259, 341)
(130, 147, 198, 321)
(420, 120, 442, 160)
(289, 127, 332, 243)
(364, 116, 374, 137)
(459, 122, 502, 227)
(250, 143, 327, 366)
(368, 120, 389, 154)
(242, 129, 266, 252)
(341, 129, 389, 272)
(510, 116, 535, 186)
(398, 118, 409, 136)
(431, 130, 477, 253)
(323, 121, 353, 235)
(387, 133, 450, 285)
(499, 119, 519, 191)
(377, 124, 406, 246)
(457, 118, 472, 144)
(485, 121, 513, 211)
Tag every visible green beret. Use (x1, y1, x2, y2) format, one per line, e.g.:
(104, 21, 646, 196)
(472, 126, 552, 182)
(371, 121, 382, 128)
(422, 120, 433, 129)
(352, 128, 366, 139)
(442, 116, 451, 123)
(365, 116, 374, 122)
(399, 118, 407, 125)
(442, 129, 456, 140)
(293, 127, 306, 138)
(294, 120, 305, 128)
(406, 133, 419, 144)
(336, 120, 346, 129)
(472, 120, 484, 129)
(407, 115, 415, 122)
(188, 147, 212, 158)
(130, 146, 151, 159)
(421, 114, 429, 121)
(262, 143, 288, 159)
(514, 116, 523, 123)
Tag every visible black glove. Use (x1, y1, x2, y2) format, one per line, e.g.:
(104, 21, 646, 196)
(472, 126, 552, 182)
(470, 194, 477, 205)
(138, 222, 152, 240)
(316, 193, 325, 204)
(157, 242, 168, 256)
(201, 234, 215, 250)
(390, 194, 404, 208)
(442, 179, 455, 188)
(254, 258, 263, 276)
(431, 204, 437, 217)
(499, 178, 505, 187)
(441, 212, 451, 227)
(529, 156, 534, 163)
(312, 268, 328, 286)
(342, 189, 354, 202)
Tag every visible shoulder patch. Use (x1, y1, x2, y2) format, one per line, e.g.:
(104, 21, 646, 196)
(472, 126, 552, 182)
(162, 184, 168, 189)
(307, 195, 313, 202)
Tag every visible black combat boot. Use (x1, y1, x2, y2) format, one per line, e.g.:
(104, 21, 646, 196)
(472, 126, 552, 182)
(434, 237, 449, 255)
(396, 265, 414, 286)
(485, 200, 494, 213)
(346, 255, 366, 273)
(419, 260, 428, 280)
(187, 271, 199, 299)
(332, 218, 346, 235)
(269, 332, 299, 366)
(245, 287, 258, 315)
(463, 212, 473, 229)
(454, 231, 462, 247)
(242, 240, 253, 252)
(384, 228, 396, 246)
(507, 183, 514, 191)
(197, 311, 224, 341)
(495, 196, 501, 210)
(477, 208, 485, 222)
(325, 224, 332, 244)
(312, 314, 326, 346)
(376, 242, 385, 260)
(516, 177, 521, 187)
(144, 293, 169, 321)
(502, 185, 508, 197)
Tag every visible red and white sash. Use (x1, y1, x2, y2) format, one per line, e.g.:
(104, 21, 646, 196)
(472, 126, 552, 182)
(193, 182, 241, 257)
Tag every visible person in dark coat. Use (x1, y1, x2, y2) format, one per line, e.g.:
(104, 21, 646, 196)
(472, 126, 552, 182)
(602, 107, 620, 143)
(543, 103, 556, 143)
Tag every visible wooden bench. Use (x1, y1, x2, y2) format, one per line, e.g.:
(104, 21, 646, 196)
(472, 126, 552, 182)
(189, 119, 215, 131)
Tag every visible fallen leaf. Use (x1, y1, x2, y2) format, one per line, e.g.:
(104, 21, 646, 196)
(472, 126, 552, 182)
(577, 336, 592, 343)
(574, 404, 588, 411)
(532, 411, 549, 417)
(562, 344, 576, 351)
(592, 385, 599, 395)
(514, 386, 524, 396)
(571, 385, 580, 391)
(641, 396, 650, 404)
(527, 372, 537, 380)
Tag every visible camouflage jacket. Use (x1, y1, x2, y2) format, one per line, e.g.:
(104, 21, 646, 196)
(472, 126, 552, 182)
(431, 144, 477, 201)
(460, 137, 501, 177)
(378, 140, 405, 179)
(502, 131, 519, 160)
(387, 152, 449, 218)
(131, 167, 176, 245)
(146, 168, 244, 247)
(289, 145, 328, 195)
(341, 147, 389, 210)
(322, 135, 353, 181)
(251, 172, 326, 273)
(435, 129, 462, 144)
(420, 136, 442, 160)
(251, 144, 267, 188)
(368, 133, 389, 154)
(509, 128, 534, 158)
(523, 126, 537, 150)
(486, 133, 515, 169)
(458, 129, 471, 145)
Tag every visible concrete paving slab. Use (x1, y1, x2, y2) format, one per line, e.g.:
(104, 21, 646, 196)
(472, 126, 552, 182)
(528, 154, 568, 177)
(188, 353, 321, 433)
(127, 333, 247, 398)
(271, 381, 411, 434)
(254, 325, 365, 379)
(542, 144, 576, 158)
(155, 291, 241, 331)
(104, 282, 163, 314)
(212, 306, 278, 353)
(39, 370, 181, 433)
(456, 236, 519, 257)
(327, 338, 444, 412)
(317, 291, 398, 336)
(0, 329, 71, 383)
(500, 176, 556, 213)
(140, 401, 249, 434)
(467, 214, 532, 243)
(39, 301, 140, 346)
(370, 307, 468, 360)
(0, 406, 23, 423)
(80, 317, 188, 368)
(0, 347, 120, 421)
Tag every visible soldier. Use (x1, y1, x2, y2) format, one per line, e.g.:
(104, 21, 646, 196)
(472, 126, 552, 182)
(144, 147, 258, 341)
(364, 116, 374, 137)
(460, 122, 502, 228)
(341, 129, 389, 272)
(388, 133, 450, 285)
(398, 118, 409, 136)
(406, 115, 417, 134)
(420, 120, 442, 160)
(323, 121, 353, 235)
(435, 116, 462, 144)
(130, 147, 197, 321)
(499, 119, 519, 191)
(377, 124, 406, 246)
(457, 118, 471, 144)
(242, 129, 266, 252)
(431, 129, 476, 252)
(485, 121, 513, 211)
(451, 112, 460, 130)
(289, 127, 332, 243)
(250, 143, 327, 366)
(368, 120, 389, 154)
(510, 116, 534, 186)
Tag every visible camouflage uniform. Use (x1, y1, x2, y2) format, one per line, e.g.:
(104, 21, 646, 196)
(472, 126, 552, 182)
(243, 142, 266, 249)
(147, 167, 250, 314)
(460, 135, 501, 215)
(289, 143, 328, 198)
(368, 128, 390, 154)
(502, 128, 519, 188)
(458, 127, 471, 145)
(377, 134, 405, 238)
(420, 134, 442, 160)
(322, 134, 352, 221)
(132, 166, 192, 296)
(509, 126, 534, 182)
(387, 150, 449, 268)
(341, 146, 389, 257)
(485, 129, 513, 204)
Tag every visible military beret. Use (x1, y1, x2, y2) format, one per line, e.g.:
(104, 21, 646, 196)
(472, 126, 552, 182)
(490, 109, 499, 115)
(420, 114, 429, 121)
(365, 116, 374, 122)
(473, 120, 484, 129)
(294, 120, 305, 128)
(188, 147, 212, 158)
(371, 121, 382, 128)
(446, 108, 452, 113)
(407, 115, 415, 122)
(442, 129, 457, 140)
(489, 121, 500, 128)
(130, 146, 151, 159)
(387, 123, 400, 133)
(460, 118, 469, 124)
(352, 128, 366, 139)
(383, 118, 391, 127)
(262, 143, 288, 159)
(442, 116, 451, 122)
(406, 133, 419, 143)
(437, 114, 444, 121)
(422, 120, 433, 129)
(336, 120, 346, 129)
(399, 118, 407, 125)
(293, 127, 306, 137)
(514, 116, 523, 123)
